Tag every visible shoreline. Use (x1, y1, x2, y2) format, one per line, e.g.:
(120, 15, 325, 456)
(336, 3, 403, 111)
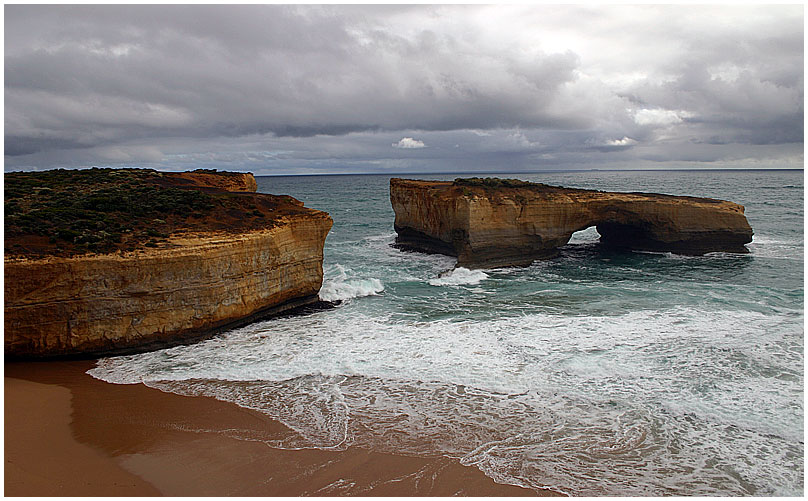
(4, 360, 562, 496)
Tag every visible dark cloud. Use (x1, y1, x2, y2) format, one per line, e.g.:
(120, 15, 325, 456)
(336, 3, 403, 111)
(4, 4, 803, 172)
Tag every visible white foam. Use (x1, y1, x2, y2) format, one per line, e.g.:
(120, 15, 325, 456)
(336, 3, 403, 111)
(747, 234, 803, 259)
(87, 306, 804, 495)
(428, 267, 489, 286)
(88, 307, 803, 421)
(318, 264, 384, 301)
(319, 277, 383, 301)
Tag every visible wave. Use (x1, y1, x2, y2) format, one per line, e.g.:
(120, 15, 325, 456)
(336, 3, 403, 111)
(320, 278, 383, 301)
(428, 267, 489, 286)
(747, 235, 804, 260)
(318, 264, 384, 301)
(87, 306, 804, 495)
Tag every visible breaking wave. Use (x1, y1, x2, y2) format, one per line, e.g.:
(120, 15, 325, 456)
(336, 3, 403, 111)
(88, 306, 804, 496)
(428, 267, 489, 286)
(319, 264, 384, 301)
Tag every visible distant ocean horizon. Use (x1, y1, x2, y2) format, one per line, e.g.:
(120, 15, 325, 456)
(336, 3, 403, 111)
(249, 167, 804, 178)
(90, 169, 804, 495)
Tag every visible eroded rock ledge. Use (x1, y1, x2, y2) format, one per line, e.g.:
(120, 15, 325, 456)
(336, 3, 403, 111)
(391, 178, 753, 269)
(5, 170, 332, 359)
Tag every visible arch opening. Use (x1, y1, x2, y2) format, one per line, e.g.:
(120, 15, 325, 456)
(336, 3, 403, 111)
(563, 220, 660, 252)
(566, 226, 601, 246)
(595, 221, 657, 250)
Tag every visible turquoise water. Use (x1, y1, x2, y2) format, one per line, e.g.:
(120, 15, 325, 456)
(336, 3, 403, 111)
(90, 170, 804, 495)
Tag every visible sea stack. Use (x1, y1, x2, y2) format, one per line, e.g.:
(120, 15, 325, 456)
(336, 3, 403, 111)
(5, 169, 333, 359)
(390, 177, 753, 269)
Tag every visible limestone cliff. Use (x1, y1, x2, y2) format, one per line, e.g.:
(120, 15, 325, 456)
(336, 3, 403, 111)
(163, 169, 258, 192)
(5, 169, 332, 359)
(391, 178, 753, 269)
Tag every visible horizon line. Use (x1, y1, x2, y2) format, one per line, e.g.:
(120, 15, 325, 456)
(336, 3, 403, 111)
(253, 167, 805, 177)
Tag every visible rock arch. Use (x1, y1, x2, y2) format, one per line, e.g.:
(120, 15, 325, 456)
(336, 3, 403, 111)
(391, 178, 753, 269)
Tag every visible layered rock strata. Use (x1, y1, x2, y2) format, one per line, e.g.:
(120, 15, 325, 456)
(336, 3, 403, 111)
(161, 169, 258, 192)
(5, 173, 332, 359)
(391, 178, 753, 269)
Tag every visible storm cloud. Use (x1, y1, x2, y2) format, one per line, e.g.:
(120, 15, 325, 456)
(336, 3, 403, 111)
(4, 4, 803, 173)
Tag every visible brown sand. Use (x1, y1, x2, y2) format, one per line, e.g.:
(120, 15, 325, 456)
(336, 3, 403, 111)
(4, 361, 562, 496)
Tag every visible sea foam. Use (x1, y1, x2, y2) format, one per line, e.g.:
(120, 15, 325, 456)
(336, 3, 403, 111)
(88, 305, 804, 495)
(318, 264, 384, 301)
(428, 267, 489, 286)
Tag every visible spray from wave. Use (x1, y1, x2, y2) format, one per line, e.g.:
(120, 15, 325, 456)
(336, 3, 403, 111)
(428, 267, 489, 286)
(319, 264, 384, 301)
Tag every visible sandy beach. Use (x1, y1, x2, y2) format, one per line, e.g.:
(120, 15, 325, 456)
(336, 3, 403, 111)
(4, 360, 560, 496)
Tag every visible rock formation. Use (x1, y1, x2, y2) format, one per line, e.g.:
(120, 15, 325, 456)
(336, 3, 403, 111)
(391, 178, 753, 269)
(160, 169, 258, 192)
(5, 171, 332, 359)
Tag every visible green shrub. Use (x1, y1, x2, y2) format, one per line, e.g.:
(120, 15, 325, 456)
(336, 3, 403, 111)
(454, 177, 535, 188)
(4, 168, 269, 257)
(146, 228, 167, 238)
(57, 229, 80, 242)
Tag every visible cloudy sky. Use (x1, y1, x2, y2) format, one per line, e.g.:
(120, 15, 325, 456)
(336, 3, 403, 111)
(4, 4, 804, 174)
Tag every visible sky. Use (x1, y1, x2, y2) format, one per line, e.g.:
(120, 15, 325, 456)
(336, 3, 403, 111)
(4, 4, 804, 175)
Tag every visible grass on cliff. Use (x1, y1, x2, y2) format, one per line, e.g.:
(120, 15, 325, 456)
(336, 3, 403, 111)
(452, 177, 597, 200)
(5, 168, 282, 258)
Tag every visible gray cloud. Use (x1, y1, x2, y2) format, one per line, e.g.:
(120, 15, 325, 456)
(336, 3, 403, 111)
(4, 4, 803, 172)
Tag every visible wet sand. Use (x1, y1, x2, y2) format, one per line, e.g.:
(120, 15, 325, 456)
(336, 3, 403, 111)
(5, 361, 562, 496)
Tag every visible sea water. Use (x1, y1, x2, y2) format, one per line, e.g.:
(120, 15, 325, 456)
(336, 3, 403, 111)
(89, 169, 804, 495)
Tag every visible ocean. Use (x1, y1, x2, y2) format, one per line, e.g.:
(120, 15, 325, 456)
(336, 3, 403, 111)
(89, 169, 804, 495)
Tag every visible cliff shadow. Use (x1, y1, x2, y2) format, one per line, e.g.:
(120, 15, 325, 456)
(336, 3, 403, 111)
(558, 225, 752, 279)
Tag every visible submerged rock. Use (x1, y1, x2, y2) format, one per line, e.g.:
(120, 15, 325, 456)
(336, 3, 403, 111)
(390, 177, 753, 269)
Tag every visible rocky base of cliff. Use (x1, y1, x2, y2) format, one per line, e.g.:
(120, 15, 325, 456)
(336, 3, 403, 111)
(393, 225, 461, 256)
(595, 223, 751, 255)
(5, 297, 338, 361)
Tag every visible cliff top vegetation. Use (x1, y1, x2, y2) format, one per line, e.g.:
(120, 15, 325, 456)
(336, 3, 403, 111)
(453, 177, 540, 188)
(5, 168, 310, 258)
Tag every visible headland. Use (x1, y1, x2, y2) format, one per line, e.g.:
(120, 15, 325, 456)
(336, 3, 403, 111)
(5, 168, 333, 358)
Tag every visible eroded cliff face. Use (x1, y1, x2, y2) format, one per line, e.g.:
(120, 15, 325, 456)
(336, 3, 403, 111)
(5, 169, 332, 358)
(5, 213, 332, 358)
(391, 178, 753, 269)
(164, 170, 258, 192)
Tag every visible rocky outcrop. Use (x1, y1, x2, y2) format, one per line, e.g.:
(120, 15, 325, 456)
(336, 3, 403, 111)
(391, 178, 753, 269)
(5, 172, 332, 359)
(163, 170, 258, 192)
